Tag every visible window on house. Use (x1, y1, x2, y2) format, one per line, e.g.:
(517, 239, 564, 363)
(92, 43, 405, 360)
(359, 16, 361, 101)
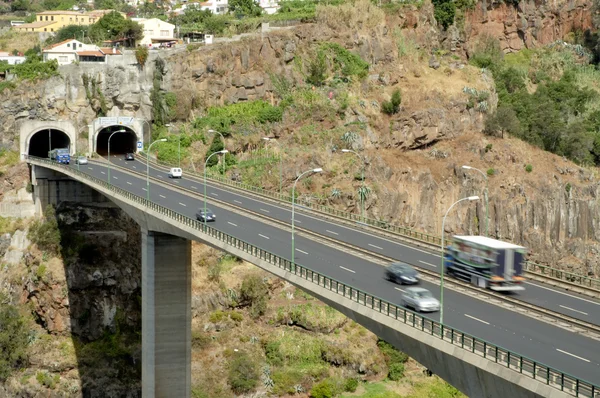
(70, 18, 73, 21)
(67, 43, 70, 47)
(51, 28, 53, 32)
(39, 16, 43, 21)
(160, 30, 169, 37)
(79, 44, 82, 48)
(44, 28, 47, 31)
(45, 16, 48, 21)
(51, 16, 54, 21)
(59, 56, 68, 63)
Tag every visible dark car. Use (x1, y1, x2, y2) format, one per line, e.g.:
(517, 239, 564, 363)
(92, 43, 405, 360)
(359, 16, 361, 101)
(385, 262, 420, 285)
(125, 153, 135, 161)
(196, 208, 215, 222)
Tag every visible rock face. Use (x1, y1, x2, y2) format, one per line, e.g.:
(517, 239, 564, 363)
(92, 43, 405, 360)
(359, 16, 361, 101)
(464, 0, 594, 53)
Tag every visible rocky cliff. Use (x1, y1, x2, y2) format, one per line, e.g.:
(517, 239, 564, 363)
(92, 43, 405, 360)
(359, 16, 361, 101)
(0, 0, 598, 275)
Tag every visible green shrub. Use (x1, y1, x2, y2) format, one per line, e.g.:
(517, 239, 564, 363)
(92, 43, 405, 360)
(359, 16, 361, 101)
(487, 168, 495, 176)
(377, 340, 408, 366)
(566, 183, 572, 193)
(239, 275, 269, 319)
(388, 362, 405, 381)
(310, 378, 335, 398)
(27, 205, 61, 255)
(209, 310, 226, 323)
(306, 50, 328, 87)
(320, 42, 369, 79)
(264, 340, 284, 366)
(135, 46, 149, 69)
(433, 0, 456, 30)
(229, 311, 243, 322)
(228, 352, 259, 394)
(207, 263, 221, 282)
(381, 89, 402, 115)
(191, 330, 211, 349)
(35, 371, 59, 389)
(525, 164, 533, 173)
(0, 303, 30, 381)
(344, 377, 359, 392)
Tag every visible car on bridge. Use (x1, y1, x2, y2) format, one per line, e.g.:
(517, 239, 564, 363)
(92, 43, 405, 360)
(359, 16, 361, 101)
(401, 287, 440, 313)
(168, 167, 183, 178)
(196, 208, 215, 222)
(385, 262, 420, 285)
(125, 153, 135, 161)
(75, 156, 88, 165)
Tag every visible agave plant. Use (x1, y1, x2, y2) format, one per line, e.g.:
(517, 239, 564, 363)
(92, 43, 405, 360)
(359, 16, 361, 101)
(341, 131, 359, 145)
(357, 185, 371, 202)
(330, 188, 342, 199)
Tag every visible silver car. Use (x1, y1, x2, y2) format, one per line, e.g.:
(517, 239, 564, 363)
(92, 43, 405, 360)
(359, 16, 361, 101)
(401, 287, 440, 313)
(75, 156, 88, 165)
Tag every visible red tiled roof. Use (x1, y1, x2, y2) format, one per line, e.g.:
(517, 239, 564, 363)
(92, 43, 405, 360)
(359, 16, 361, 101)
(99, 47, 122, 55)
(77, 50, 105, 57)
(43, 39, 77, 51)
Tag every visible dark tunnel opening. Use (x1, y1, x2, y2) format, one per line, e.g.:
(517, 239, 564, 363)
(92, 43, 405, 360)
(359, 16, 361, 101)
(28, 129, 71, 158)
(96, 128, 137, 156)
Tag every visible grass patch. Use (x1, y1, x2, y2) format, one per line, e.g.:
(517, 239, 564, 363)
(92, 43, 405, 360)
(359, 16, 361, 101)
(274, 303, 347, 332)
(407, 377, 465, 398)
(341, 381, 401, 398)
(0, 149, 20, 168)
(192, 100, 282, 135)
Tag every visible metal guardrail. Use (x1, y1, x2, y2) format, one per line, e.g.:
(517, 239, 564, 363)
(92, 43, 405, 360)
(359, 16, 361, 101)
(28, 155, 599, 398)
(140, 155, 600, 293)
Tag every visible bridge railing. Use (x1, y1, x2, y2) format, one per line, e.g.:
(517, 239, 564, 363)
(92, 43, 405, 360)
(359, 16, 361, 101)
(139, 154, 600, 293)
(28, 156, 599, 398)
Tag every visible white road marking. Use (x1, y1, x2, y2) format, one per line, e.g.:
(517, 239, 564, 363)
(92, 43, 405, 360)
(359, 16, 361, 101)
(211, 193, 219, 197)
(127, 182, 132, 185)
(394, 287, 405, 293)
(260, 208, 270, 213)
(259, 234, 270, 239)
(142, 188, 147, 191)
(525, 282, 600, 305)
(464, 314, 490, 325)
(159, 195, 166, 198)
(234, 200, 242, 204)
(157, 175, 162, 178)
(368, 243, 383, 250)
(101, 171, 106, 175)
(559, 305, 589, 316)
(133, 166, 136, 169)
(113, 176, 118, 180)
(179, 202, 187, 207)
(87, 167, 93, 170)
(339, 266, 356, 273)
(295, 249, 308, 255)
(191, 186, 198, 189)
(227, 222, 238, 227)
(291, 219, 302, 224)
(419, 260, 437, 268)
(326, 230, 339, 235)
(556, 349, 590, 363)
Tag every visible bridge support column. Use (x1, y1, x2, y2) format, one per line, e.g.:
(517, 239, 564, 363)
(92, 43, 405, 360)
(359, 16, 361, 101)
(142, 230, 191, 398)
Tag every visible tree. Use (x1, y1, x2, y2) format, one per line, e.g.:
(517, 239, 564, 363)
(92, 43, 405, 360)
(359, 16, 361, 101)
(382, 89, 402, 115)
(205, 136, 224, 167)
(11, 0, 31, 11)
(228, 0, 262, 17)
(306, 50, 327, 87)
(48, 25, 90, 45)
(228, 352, 258, 394)
(484, 106, 521, 138)
(0, 303, 30, 381)
(432, 0, 455, 30)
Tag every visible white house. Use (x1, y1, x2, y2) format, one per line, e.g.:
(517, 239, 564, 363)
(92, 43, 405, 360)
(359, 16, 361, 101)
(199, 0, 228, 15)
(42, 39, 97, 65)
(132, 18, 176, 47)
(258, 0, 279, 14)
(0, 52, 26, 65)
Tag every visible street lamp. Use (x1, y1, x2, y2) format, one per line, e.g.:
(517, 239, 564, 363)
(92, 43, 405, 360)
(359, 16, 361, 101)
(204, 150, 228, 229)
(462, 165, 489, 237)
(208, 129, 226, 175)
(262, 137, 282, 197)
(341, 149, 366, 222)
(146, 138, 167, 200)
(440, 195, 479, 325)
(291, 168, 323, 267)
(107, 129, 126, 185)
(139, 119, 152, 149)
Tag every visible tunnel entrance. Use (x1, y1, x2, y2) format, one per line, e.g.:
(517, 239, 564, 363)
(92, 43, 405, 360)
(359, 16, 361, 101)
(28, 129, 71, 158)
(96, 128, 137, 156)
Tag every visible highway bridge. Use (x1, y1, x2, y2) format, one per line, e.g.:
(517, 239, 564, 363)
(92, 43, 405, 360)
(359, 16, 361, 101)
(18, 120, 600, 397)
(25, 154, 600, 398)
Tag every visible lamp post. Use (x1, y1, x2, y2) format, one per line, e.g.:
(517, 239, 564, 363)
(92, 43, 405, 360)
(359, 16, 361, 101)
(462, 165, 489, 237)
(146, 138, 167, 200)
(204, 150, 229, 229)
(262, 137, 282, 197)
(440, 195, 480, 325)
(107, 129, 126, 185)
(292, 168, 323, 267)
(208, 129, 226, 175)
(341, 149, 366, 222)
(139, 119, 152, 149)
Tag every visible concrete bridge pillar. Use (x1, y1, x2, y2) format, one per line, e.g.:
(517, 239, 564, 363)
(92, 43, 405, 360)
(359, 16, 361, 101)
(141, 230, 191, 398)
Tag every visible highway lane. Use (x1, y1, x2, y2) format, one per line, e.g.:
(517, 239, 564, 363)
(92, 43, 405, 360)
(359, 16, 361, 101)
(104, 156, 600, 325)
(67, 160, 600, 383)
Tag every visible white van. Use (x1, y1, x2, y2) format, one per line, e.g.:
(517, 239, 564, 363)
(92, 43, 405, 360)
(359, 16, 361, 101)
(168, 168, 183, 178)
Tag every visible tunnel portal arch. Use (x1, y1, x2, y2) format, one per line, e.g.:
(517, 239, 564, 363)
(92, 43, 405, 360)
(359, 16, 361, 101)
(95, 126, 138, 156)
(20, 121, 78, 160)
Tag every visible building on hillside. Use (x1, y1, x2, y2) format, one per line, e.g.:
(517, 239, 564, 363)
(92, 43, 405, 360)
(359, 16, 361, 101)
(78, 47, 123, 63)
(198, 0, 228, 14)
(258, 0, 279, 14)
(0, 52, 26, 65)
(132, 18, 176, 47)
(13, 10, 125, 33)
(42, 39, 97, 65)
